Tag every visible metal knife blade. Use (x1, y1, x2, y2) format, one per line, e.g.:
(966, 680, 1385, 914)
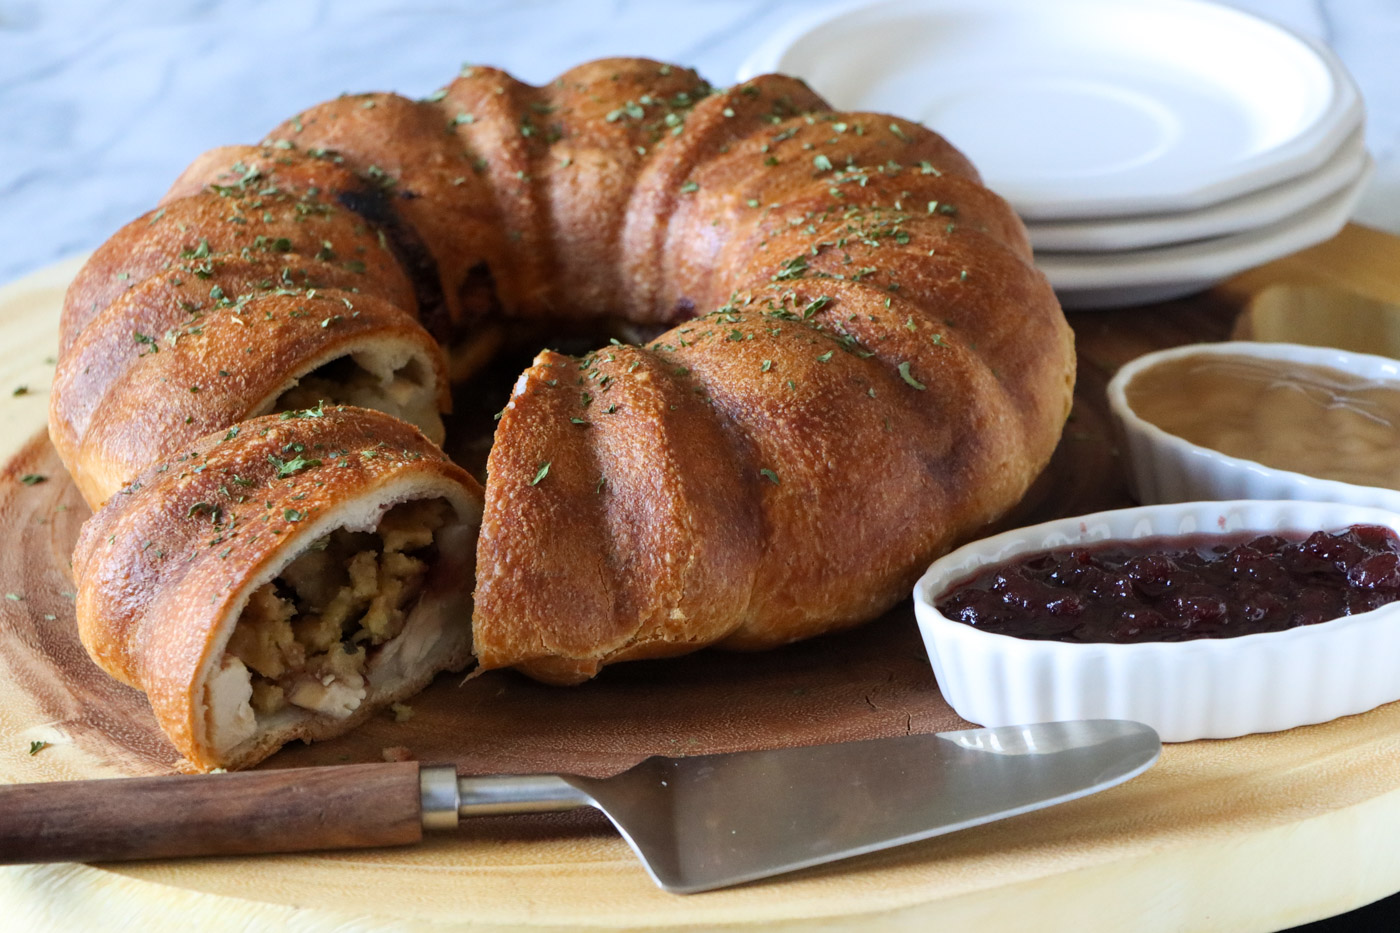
(0, 720, 1158, 893)
(447, 719, 1161, 893)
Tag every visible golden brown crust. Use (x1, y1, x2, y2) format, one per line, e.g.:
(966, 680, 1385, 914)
(73, 407, 483, 770)
(438, 67, 554, 316)
(60, 185, 406, 355)
(467, 70, 1070, 677)
(161, 142, 371, 207)
(50, 254, 423, 504)
(471, 345, 764, 681)
(263, 97, 512, 338)
(70, 289, 447, 508)
(619, 74, 827, 322)
(58, 59, 1074, 725)
(524, 60, 718, 320)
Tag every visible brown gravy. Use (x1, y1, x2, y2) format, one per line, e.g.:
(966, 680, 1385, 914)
(1126, 353, 1400, 490)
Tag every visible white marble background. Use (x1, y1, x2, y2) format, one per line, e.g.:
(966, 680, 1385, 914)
(0, 0, 1398, 287)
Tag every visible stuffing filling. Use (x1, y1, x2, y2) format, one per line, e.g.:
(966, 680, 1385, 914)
(276, 352, 443, 440)
(219, 497, 454, 735)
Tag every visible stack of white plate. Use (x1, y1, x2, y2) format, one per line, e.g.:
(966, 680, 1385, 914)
(738, 0, 1370, 309)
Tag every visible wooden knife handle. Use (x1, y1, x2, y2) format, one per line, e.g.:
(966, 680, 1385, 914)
(0, 761, 423, 864)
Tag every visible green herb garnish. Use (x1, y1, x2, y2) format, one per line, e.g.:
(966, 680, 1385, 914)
(268, 454, 322, 478)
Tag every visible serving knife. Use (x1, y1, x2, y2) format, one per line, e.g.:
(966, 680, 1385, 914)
(0, 719, 1159, 893)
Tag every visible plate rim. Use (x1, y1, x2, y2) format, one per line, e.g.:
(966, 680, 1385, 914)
(1026, 129, 1369, 253)
(1037, 157, 1373, 301)
(737, 0, 1364, 220)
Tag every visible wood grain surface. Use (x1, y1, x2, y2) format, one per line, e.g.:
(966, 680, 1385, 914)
(0, 762, 424, 864)
(3, 229, 1400, 931)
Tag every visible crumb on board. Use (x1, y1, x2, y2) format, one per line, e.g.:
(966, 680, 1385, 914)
(381, 745, 414, 763)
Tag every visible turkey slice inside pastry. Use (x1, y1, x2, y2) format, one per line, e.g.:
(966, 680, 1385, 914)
(203, 491, 477, 765)
(271, 346, 445, 444)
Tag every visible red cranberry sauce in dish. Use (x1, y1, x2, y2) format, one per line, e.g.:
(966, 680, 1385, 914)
(935, 524, 1400, 644)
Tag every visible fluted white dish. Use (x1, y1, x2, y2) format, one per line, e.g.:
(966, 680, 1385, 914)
(1025, 129, 1368, 253)
(914, 499, 1400, 741)
(1039, 158, 1372, 309)
(737, 0, 1364, 220)
(1107, 341, 1400, 511)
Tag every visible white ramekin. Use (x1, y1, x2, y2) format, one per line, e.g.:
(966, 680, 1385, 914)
(913, 499, 1400, 741)
(1106, 341, 1400, 512)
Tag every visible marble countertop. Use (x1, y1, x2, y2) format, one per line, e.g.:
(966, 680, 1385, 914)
(1, 0, 1398, 288)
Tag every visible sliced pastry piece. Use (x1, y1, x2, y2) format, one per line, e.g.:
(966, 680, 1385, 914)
(72, 406, 483, 771)
(60, 183, 406, 355)
(50, 250, 427, 505)
(57, 286, 448, 509)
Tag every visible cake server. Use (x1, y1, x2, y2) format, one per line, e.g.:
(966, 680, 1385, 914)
(0, 719, 1159, 893)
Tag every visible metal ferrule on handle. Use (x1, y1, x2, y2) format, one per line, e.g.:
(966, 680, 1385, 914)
(419, 765, 594, 830)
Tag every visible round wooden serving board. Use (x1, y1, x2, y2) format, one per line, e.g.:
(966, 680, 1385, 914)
(6, 229, 1400, 931)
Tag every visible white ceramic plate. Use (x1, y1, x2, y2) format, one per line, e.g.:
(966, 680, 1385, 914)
(914, 499, 1400, 741)
(1026, 130, 1368, 253)
(1106, 341, 1400, 512)
(1037, 158, 1373, 309)
(738, 0, 1363, 220)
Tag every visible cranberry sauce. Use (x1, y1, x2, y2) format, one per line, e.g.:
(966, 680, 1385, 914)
(935, 524, 1400, 643)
